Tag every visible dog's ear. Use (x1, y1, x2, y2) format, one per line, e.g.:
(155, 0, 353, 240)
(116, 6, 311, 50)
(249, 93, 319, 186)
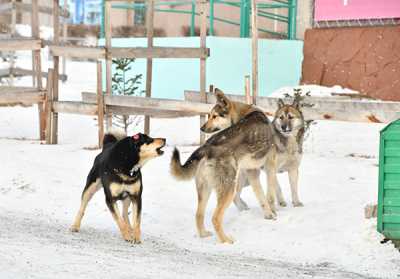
(277, 99, 285, 109)
(214, 88, 231, 109)
(292, 97, 301, 109)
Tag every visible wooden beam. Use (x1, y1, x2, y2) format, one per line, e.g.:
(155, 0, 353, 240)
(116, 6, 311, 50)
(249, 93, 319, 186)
(251, 0, 258, 105)
(52, 101, 98, 115)
(199, 0, 207, 144)
(0, 91, 44, 105)
(144, 0, 154, 135)
(49, 45, 105, 59)
(184, 91, 400, 123)
(0, 39, 41, 51)
(110, 47, 209, 59)
(81, 92, 213, 114)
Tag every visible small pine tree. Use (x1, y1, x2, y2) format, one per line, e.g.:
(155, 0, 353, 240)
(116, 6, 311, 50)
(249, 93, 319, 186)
(111, 58, 144, 133)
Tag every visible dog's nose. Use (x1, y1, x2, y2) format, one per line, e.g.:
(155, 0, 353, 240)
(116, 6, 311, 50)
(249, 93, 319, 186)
(200, 126, 205, 132)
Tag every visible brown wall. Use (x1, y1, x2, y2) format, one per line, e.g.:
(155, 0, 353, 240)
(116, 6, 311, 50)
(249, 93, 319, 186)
(301, 26, 400, 101)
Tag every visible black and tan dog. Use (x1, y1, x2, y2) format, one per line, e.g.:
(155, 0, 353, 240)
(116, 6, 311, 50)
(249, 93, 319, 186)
(70, 131, 166, 244)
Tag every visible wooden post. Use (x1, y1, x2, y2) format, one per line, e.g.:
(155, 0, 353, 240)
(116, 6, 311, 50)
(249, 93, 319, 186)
(144, 0, 154, 135)
(104, 1, 113, 129)
(45, 69, 54, 144)
(251, 0, 258, 105)
(62, 0, 68, 80)
(244, 75, 251, 105)
(209, 84, 214, 95)
(32, 0, 45, 140)
(52, 0, 60, 144)
(97, 61, 104, 148)
(10, 0, 16, 85)
(199, 0, 207, 144)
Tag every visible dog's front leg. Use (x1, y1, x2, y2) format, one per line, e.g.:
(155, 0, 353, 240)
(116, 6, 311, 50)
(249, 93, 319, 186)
(130, 195, 142, 244)
(288, 167, 303, 207)
(106, 198, 133, 242)
(122, 198, 132, 228)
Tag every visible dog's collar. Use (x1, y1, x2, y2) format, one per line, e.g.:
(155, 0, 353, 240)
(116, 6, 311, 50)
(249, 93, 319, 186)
(129, 165, 140, 177)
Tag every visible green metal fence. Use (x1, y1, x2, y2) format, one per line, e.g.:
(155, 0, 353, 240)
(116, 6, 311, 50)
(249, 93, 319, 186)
(100, 0, 297, 39)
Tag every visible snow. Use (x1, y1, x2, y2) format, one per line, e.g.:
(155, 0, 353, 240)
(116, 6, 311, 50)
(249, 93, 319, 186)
(270, 85, 360, 98)
(15, 24, 54, 41)
(0, 58, 399, 279)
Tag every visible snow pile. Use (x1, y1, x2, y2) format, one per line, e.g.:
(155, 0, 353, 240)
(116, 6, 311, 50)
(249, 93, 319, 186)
(270, 85, 359, 98)
(15, 24, 53, 40)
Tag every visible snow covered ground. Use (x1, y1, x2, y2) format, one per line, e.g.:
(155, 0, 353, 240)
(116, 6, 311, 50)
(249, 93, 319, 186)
(0, 57, 399, 278)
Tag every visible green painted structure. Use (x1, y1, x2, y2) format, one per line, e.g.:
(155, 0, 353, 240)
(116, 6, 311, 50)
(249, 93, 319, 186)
(98, 36, 303, 100)
(100, 0, 297, 39)
(378, 119, 400, 240)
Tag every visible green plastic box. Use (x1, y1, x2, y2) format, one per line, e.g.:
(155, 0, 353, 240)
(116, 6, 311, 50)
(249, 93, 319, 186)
(378, 120, 400, 240)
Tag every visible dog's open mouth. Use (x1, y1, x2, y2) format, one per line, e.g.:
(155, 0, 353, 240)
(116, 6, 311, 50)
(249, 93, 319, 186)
(156, 143, 165, 155)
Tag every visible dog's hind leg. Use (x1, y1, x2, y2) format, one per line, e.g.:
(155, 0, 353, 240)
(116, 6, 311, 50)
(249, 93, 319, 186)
(106, 198, 133, 242)
(195, 180, 212, 238)
(233, 171, 249, 211)
(70, 179, 101, 232)
(212, 187, 236, 244)
(122, 198, 132, 228)
(288, 167, 303, 207)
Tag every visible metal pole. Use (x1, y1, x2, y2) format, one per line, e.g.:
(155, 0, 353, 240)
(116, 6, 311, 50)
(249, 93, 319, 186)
(100, 0, 105, 38)
(244, 0, 250, 37)
(290, 0, 297, 39)
(190, 1, 195, 36)
(209, 0, 215, 36)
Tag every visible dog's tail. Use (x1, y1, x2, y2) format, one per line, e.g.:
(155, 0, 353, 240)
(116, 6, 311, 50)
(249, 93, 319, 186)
(170, 147, 204, 180)
(102, 129, 126, 148)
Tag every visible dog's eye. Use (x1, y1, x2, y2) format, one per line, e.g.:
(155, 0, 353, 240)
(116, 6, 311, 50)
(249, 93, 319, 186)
(280, 116, 284, 120)
(288, 114, 293, 119)
(213, 115, 217, 119)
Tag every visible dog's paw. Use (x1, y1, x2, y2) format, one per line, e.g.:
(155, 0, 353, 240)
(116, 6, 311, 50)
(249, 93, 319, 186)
(264, 212, 277, 220)
(279, 200, 287, 207)
(123, 234, 134, 243)
(69, 226, 80, 233)
(293, 201, 304, 207)
(199, 231, 213, 238)
(219, 236, 235, 244)
(133, 238, 142, 244)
